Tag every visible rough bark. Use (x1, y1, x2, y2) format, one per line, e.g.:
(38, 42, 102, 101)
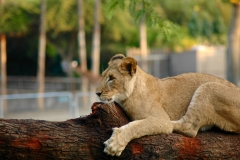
(0, 102, 239, 159)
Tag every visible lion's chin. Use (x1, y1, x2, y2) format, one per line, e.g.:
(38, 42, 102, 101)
(100, 98, 113, 104)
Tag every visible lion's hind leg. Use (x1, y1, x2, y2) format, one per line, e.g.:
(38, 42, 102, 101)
(210, 83, 240, 133)
(172, 82, 240, 137)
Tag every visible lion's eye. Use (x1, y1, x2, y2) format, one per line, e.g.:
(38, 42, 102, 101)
(108, 75, 115, 82)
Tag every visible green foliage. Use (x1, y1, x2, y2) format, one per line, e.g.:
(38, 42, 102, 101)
(158, 0, 231, 45)
(46, 43, 57, 58)
(0, 0, 35, 35)
(105, 0, 123, 19)
(105, 0, 180, 40)
(47, 0, 78, 33)
(105, 0, 232, 51)
(3, 0, 233, 76)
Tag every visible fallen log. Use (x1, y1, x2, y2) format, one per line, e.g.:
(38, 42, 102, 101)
(0, 102, 240, 159)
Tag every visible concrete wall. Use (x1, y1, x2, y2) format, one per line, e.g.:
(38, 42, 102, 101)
(169, 46, 226, 79)
(169, 51, 196, 76)
(196, 46, 226, 79)
(126, 46, 226, 79)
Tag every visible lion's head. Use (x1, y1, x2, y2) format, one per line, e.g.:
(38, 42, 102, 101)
(96, 54, 137, 104)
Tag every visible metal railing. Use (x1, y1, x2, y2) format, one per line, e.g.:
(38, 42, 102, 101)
(6, 76, 82, 92)
(0, 91, 98, 119)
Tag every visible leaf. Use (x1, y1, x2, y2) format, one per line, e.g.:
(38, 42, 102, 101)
(105, 0, 119, 19)
(129, 0, 138, 16)
(134, 9, 146, 23)
(118, 0, 125, 10)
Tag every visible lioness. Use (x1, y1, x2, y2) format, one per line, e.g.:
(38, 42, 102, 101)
(96, 54, 240, 156)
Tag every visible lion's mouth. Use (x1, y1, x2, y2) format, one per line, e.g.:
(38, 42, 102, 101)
(99, 97, 113, 104)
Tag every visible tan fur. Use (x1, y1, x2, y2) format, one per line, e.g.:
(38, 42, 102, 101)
(96, 54, 240, 156)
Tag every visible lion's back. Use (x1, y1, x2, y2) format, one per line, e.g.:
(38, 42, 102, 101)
(161, 73, 236, 120)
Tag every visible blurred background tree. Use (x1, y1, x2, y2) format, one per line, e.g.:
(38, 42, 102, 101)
(0, 0, 233, 78)
(37, 0, 46, 110)
(0, 0, 38, 109)
(227, 0, 240, 84)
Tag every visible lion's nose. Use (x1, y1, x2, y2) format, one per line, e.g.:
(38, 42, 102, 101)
(96, 92, 102, 97)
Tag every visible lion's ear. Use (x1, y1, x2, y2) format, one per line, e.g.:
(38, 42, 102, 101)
(108, 54, 125, 65)
(120, 57, 137, 76)
(111, 54, 125, 61)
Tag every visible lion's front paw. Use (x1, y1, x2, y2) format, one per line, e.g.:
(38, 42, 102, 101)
(104, 127, 128, 156)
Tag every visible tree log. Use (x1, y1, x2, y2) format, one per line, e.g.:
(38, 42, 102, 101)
(0, 102, 240, 159)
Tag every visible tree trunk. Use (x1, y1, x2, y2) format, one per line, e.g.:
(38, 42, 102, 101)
(37, 0, 46, 110)
(0, 102, 239, 159)
(0, 0, 7, 113)
(227, 3, 240, 85)
(77, 0, 87, 73)
(77, 0, 89, 107)
(140, 16, 148, 72)
(0, 34, 7, 113)
(91, 0, 101, 76)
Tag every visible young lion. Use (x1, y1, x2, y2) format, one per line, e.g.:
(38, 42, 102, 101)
(96, 54, 240, 156)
